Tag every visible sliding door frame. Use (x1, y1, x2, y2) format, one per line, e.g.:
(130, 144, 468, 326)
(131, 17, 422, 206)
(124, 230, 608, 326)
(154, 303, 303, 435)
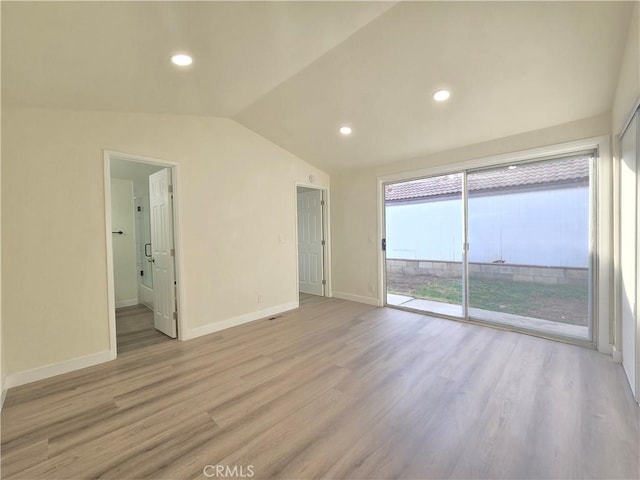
(462, 171, 470, 318)
(377, 136, 612, 352)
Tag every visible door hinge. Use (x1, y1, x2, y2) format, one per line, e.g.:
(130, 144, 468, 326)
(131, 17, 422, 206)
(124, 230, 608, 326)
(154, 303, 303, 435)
(322, 279, 326, 285)
(321, 200, 325, 206)
(170, 248, 175, 256)
(321, 240, 325, 246)
(168, 185, 174, 193)
(382, 238, 386, 251)
(173, 311, 178, 320)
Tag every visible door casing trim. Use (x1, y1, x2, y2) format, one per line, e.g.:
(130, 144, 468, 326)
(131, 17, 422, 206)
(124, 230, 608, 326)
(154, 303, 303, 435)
(104, 150, 187, 358)
(294, 183, 332, 298)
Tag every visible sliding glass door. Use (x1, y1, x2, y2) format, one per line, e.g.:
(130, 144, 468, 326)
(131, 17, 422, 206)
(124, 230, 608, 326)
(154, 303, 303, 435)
(384, 173, 465, 318)
(466, 155, 593, 340)
(384, 152, 594, 343)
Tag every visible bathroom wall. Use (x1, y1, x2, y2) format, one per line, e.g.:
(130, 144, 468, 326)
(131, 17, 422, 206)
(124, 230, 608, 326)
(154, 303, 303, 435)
(110, 178, 138, 307)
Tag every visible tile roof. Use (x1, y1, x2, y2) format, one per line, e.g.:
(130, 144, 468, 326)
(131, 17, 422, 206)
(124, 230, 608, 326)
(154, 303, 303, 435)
(385, 156, 590, 202)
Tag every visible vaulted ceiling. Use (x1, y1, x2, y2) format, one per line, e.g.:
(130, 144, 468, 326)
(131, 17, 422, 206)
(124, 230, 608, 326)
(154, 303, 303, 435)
(2, 1, 634, 173)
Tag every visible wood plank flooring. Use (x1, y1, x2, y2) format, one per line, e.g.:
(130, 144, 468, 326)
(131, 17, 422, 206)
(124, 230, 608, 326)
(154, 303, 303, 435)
(2, 294, 638, 479)
(116, 304, 172, 354)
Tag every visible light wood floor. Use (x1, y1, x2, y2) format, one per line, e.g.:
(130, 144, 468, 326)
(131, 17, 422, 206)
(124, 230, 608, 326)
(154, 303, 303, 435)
(2, 294, 638, 479)
(116, 304, 173, 354)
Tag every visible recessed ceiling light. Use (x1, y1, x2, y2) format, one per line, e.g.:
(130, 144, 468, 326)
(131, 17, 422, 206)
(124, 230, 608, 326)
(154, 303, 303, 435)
(433, 89, 451, 102)
(508, 165, 517, 170)
(339, 126, 352, 135)
(171, 54, 193, 66)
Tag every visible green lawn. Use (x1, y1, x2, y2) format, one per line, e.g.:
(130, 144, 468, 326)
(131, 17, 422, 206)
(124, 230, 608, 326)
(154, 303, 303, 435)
(404, 277, 589, 325)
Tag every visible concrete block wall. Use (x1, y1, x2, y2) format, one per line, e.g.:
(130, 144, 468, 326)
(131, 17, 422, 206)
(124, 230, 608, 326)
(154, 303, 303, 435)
(386, 259, 589, 291)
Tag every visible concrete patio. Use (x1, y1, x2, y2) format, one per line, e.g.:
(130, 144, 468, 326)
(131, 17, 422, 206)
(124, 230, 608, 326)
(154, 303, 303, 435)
(386, 293, 589, 339)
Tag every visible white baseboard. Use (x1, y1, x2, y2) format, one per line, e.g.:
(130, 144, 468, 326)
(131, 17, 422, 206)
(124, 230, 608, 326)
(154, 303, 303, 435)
(139, 284, 154, 309)
(115, 298, 139, 309)
(183, 301, 299, 341)
(6, 350, 114, 389)
(332, 291, 380, 306)
(612, 346, 623, 363)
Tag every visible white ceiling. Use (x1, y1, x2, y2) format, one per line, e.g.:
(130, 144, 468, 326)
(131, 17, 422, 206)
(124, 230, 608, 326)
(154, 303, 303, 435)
(2, 1, 394, 116)
(2, 1, 634, 173)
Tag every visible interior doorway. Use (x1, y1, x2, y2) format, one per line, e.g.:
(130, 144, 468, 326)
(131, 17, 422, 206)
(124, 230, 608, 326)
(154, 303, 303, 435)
(296, 186, 327, 297)
(105, 151, 184, 356)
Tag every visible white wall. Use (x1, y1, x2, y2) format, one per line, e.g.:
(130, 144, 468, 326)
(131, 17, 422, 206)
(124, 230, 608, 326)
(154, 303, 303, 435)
(611, 3, 640, 374)
(110, 178, 138, 307)
(2, 107, 329, 377)
(0, 67, 4, 408)
(612, 3, 639, 136)
(332, 114, 611, 304)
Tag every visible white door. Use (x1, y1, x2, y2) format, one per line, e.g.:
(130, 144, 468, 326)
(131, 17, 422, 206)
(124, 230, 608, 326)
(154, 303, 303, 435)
(149, 168, 177, 338)
(297, 189, 324, 296)
(621, 112, 638, 398)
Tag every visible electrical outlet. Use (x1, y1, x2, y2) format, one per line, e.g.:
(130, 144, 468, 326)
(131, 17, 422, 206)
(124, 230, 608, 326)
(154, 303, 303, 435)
(368, 283, 375, 293)
(258, 293, 263, 304)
